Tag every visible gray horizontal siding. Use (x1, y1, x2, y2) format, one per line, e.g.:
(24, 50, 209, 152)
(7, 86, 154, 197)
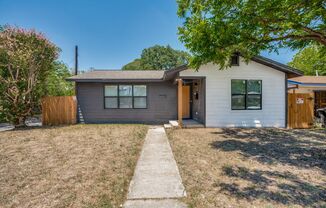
(76, 82, 177, 124)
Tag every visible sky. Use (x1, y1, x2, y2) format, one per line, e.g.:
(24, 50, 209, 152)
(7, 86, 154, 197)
(0, 0, 297, 71)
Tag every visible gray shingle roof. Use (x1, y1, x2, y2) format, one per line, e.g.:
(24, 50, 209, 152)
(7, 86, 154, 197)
(67, 70, 165, 81)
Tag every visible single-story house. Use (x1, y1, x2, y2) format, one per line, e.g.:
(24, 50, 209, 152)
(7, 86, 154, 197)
(67, 55, 302, 127)
(288, 76, 326, 114)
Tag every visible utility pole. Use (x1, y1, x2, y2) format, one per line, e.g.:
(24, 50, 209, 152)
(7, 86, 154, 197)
(75, 45, 78, 75)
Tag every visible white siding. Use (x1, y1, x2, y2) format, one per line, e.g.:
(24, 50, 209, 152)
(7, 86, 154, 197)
(180, 58, 286, 127)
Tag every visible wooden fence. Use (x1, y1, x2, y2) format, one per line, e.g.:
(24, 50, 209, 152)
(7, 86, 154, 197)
(42, 96, 77, 125)
(288, 93, 314, 129)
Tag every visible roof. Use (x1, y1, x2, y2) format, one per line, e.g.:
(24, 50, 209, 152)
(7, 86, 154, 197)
(251, 56, 303, 76)
(66, 70, 165, 82)
(288, 76, 326, 86)
(67, 55, 303, 82)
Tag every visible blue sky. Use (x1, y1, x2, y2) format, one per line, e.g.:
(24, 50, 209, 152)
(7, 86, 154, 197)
(0, 0, 297, 70)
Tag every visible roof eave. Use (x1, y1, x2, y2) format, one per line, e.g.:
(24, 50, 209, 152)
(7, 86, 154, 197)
(251, 56, 303, 76)
(163, 64, 188, 80)
(66, 78, 165, 82)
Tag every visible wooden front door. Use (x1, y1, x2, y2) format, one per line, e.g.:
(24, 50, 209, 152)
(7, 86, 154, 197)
(182, 85, 190, 118)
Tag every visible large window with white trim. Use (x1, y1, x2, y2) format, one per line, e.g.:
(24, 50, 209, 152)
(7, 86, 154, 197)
(104, 85, 147, 109)
(231, 80, 262, 110)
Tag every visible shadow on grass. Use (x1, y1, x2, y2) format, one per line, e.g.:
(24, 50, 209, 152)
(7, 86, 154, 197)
(211, 128, 326, 170)
(210, 128, 326, 207)
(215, 165, 326, 207)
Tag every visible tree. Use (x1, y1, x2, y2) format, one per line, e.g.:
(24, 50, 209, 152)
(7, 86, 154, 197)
(122, 45, 190, 70)
(289, 44, 326, 75)
(45, 61, 74, 96)
(122, 58, 142, 70)
(177, 0, 326, 68)
(0, 26, 59, 126)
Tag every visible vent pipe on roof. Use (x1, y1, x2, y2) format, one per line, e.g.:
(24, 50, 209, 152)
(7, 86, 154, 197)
(75, 45, 78, 75)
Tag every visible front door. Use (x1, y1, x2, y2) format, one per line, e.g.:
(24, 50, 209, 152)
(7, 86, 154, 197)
(182, 85, 190, 118)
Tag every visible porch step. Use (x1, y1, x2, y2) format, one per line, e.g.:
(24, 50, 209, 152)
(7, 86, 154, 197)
(169, 120, 179, 127)
(182, 119, 205, 128)
(182, 123, 205, 128)
(163, 124, 173, 129)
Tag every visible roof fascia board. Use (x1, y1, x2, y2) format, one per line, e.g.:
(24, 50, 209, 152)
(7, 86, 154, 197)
(66, 78, 165, 82)
(251, 56, 303, 76)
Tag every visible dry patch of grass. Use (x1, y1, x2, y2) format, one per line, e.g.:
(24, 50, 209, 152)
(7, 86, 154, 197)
(0, 124, 148, 208)
(167, 128, 326, 208)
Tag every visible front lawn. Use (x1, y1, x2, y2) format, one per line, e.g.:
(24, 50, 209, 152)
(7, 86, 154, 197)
(0, 124, 148, 208)
(167, 128, 326, 208)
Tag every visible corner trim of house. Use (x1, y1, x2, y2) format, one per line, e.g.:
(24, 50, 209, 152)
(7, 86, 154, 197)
(285, 73, 288, 128)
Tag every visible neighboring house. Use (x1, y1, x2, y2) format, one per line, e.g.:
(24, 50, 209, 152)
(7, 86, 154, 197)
(67, 55, 302, 127)
(288, 76, 326, 114)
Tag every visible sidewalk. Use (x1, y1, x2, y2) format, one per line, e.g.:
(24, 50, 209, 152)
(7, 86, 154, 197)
(124, 126, 187, 208)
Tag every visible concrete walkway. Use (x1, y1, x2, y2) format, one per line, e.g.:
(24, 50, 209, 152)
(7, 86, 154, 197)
(124, 126, 187, 208)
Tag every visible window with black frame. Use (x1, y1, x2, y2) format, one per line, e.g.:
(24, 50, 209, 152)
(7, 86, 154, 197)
(133, 85, 147, 108)
(104, 85, 147, 109)
(104, 85, 118, 108)
(231, 80, 262, 110)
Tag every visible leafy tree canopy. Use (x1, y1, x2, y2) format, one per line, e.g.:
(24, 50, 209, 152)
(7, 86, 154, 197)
(45, 61, 74, 96)
(122, 58, 142, 70)
(177, 0, 326, 69)
(122, 45, 190, 70)
(289, 44, 326, 75)
(0, 26, 59, 126)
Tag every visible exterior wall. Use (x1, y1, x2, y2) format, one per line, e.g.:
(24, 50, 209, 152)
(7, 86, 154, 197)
(190, 79, 205, 123)
(76, 81, 177, 123)
(180, 58, 286, 127)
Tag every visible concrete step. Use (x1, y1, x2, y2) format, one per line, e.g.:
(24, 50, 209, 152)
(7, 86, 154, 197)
(183, 124, 205, 128)
(163, 124, 173, 129)
(169, 120, 179, 127)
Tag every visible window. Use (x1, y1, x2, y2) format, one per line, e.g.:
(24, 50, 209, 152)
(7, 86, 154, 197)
(231, 55, 239, 66)
(119, 85, 133, 108)
(133, 85, 147, 108)
(104, 85, 118, 108)
(104, 85, 147, 109)
(231, 80, 262, 110)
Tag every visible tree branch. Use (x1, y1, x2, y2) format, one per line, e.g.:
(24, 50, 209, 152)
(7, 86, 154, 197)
(267, 34, 326, 46)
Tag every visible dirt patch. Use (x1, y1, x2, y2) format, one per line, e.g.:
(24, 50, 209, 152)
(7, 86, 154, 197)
(167, 128, 326, 208)
(0, 124, 148, 208)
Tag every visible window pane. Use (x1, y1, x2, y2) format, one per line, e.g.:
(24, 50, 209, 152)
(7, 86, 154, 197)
(247, 95, 261, 109)
(232, 95, 245, 110)
(247, 80, 261, 94)
(119, 85, 132, 96)
(105, 97, 118, 108)
(105, 85, 117, 96)
(119, 97, 132, 108)
(231, 55, 239, 65)
(231, 80, 246, 94)
(134, 85, 147, 96)
(134, 97, 147, 108)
